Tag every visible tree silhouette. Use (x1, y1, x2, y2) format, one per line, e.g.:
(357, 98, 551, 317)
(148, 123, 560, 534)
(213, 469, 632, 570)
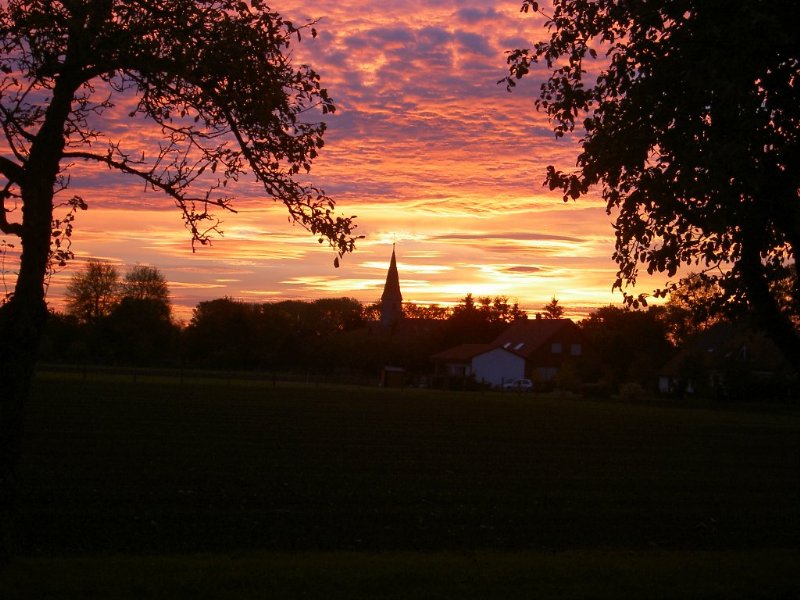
(444, 294, 526, 345)
(661, 274, 727, 346)
(120, 264, 171, 321)
(65, 259, 120, 324)
(504, 0, 800, 365)
(0, 0, 355, 558)
(580, 305, 673, 390)
(122, 265, 169, 303)
(541, 296, 564, 319)
(103, 296, 177, 365)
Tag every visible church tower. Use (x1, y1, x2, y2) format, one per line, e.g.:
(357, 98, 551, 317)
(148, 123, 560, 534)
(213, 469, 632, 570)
(380, 244, 403, 328)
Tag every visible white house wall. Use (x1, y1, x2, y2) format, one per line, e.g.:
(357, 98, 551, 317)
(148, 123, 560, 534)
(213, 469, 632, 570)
(472, 348, 525, 388)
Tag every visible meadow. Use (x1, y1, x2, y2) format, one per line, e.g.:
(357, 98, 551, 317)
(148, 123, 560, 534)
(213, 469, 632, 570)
(2, 371, 799, 598)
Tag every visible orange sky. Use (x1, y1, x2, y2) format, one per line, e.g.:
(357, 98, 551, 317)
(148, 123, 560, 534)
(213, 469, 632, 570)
(15, 1, 663, 322)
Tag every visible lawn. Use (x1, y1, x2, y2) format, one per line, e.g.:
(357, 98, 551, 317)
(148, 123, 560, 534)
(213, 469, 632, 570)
(2, 373, 799, 597)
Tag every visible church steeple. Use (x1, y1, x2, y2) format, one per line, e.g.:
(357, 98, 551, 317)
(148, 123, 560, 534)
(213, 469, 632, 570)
(380, 244, 403, 327)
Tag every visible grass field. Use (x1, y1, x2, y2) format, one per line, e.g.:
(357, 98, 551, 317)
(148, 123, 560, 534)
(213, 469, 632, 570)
(2, 373, 799, 597)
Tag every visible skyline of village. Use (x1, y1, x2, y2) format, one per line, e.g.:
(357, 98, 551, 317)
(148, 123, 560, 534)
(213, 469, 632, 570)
(44, 241, 666, 324)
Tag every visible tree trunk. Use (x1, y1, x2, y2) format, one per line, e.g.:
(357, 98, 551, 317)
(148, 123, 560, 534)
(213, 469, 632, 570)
(0, 73, 74, 560)
(0, 180, 54, 560)
(740, 233, 800, 370)
(0, 297, 47, 561)
(0, 176, 53, 560)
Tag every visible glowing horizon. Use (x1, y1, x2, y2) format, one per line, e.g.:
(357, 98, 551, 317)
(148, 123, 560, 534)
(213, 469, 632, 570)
(6, 2, 666, 323)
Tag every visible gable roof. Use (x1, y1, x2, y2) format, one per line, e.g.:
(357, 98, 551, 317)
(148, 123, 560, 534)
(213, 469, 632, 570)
(490, 318, 578, 359)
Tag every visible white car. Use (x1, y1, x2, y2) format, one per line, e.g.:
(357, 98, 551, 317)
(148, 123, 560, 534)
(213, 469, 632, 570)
(502, 378, 534, 392)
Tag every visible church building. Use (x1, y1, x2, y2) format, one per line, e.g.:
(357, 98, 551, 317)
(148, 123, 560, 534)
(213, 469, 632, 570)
(380, 244, 403, 328)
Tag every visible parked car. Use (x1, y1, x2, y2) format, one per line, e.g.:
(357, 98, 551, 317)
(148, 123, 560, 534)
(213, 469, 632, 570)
(502, 378, 534, 392)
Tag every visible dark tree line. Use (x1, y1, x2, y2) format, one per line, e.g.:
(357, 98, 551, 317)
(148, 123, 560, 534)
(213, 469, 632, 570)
(41, 273, 793, 401)
(182, 297, 365, 371)
(39, 283, 717, 388)
(41, 292, 528, 372)
(578, 305, 674, 394)
(42, 261, 177, 365)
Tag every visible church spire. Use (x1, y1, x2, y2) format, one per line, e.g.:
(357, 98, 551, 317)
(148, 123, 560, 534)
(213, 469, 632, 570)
(380, 244, 403, 327)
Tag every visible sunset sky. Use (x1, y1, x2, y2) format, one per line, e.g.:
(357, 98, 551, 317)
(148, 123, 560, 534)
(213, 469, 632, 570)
(32, 1, 660, 322)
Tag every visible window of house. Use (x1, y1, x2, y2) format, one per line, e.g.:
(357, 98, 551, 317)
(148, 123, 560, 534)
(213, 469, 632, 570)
(551, 342, 562, 353)
(570, 343, 582, 356)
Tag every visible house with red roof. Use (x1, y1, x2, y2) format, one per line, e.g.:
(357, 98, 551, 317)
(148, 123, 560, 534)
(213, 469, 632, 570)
(432, 318, 584, 389)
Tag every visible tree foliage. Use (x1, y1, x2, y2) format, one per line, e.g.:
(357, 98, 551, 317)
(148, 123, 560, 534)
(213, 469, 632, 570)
(0, 0, 355, 257)
(579, 305, 673, 390)
(66, 262, 172, 323)
(541, 296, 564, 319)
(661, 273, 727, 345)
(443, 294, 526, 346)
(402, 302, 451, 320)
(60, 261, 175, 363)
(122, 265, 170, 305)
(505, 0, 800, 364)
(183, 297, 366, 370)
(65, 259, 119, 323)
(102, 295, 177, 364)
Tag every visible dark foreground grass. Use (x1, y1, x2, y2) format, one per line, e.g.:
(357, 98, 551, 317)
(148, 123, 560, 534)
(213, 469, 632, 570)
(5, 374, 800, 596)
(3, 550, 799, 599)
